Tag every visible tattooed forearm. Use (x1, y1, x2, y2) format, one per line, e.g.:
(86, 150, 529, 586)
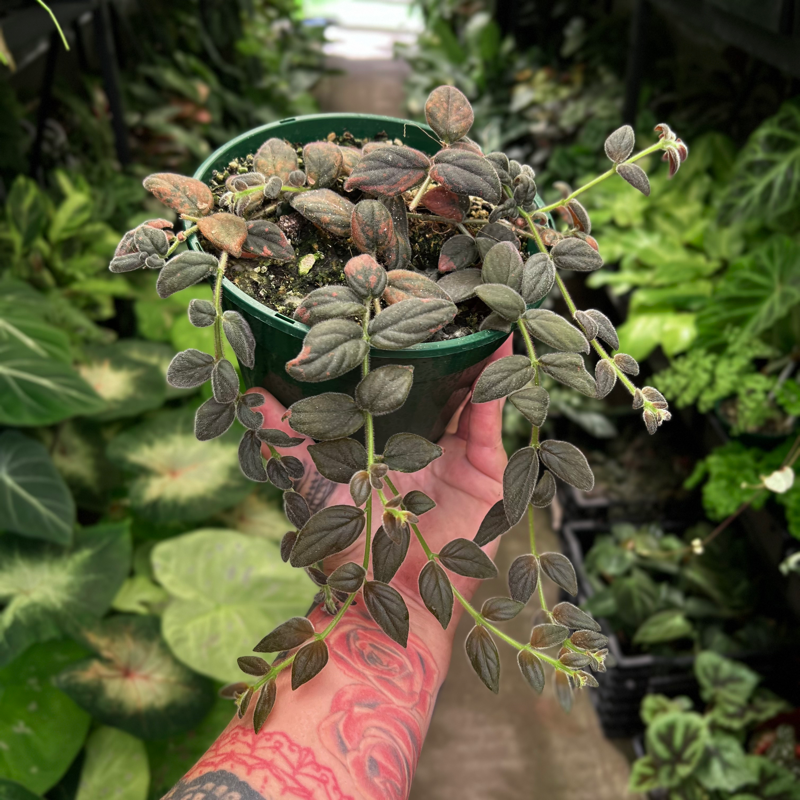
(296, 470, 337, 513)
(164, 770, 264, 799)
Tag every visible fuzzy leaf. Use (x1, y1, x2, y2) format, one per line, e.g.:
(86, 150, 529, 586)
(257, 428, 304, 447)
(482, 242, 523, 291)
(254, 138, 298, 181)
(605, 125, 635, 162)
(430, 150, 501, 204)
(508, 554, 539, 604)
(517, 650, 545, 694)
(539, 552, 578, 596)
(473, 500, 511, 546)
(290, 189, 355, 237)
(211, 359, 239, 404)
(418, 561, 453, 630)
(237, 656, 270, 676)
(531, 470, 557, 508)
(382, 433, 442, 472)
(344, 254, 388, 300)
(477, 222, 519, 250)
(338, 146, 362, 176)
(241, 220, 295, 261)
(188, 299, 216, 328)
(613, 352, 640, 376)
(552, 602, 600, 631)
(293, 286, 364, 326)
(425, 85, 474, 143)
(551, 237, 603, 273)
(503, 446, 539, 525)
(539, 440, 594, 492)
(284, 491, 311, 530)
(303, 142, 343, 189)
(355, 365, 414, 416)
(465, 626, 500, 693)
(383, 270, 450, 304)
(617, 163, 651, 196)
(529, 622, 569, 650)
(143, 174, 214, 217)
(422, 186, 468, 222)
(238, 430, 266, 482)
(438, 234, 477, 273)
(287, 392, 365, 441)
(286, 319, 368, 382)
(523, 309, 589, 353)
(327, 562, 366, 594)
(403, 490, 435, 515)
(595, 360, 617, 399)
(475, 284, 525, 322)
(194, 397, 236, 441)
(254, 616, 315, 653)
(197, 213, 248, 258)
(437, 269, 483, 302)
(351, 200, 394, 255)
(368, 298, 456, 350)
(290, 505, 365, 568)
(520, 254, 556, 304)
(363, 581, 409, 647)
(538, 352, 597, 396)
(567, 200, 591, 234)
(584, 309, 619, 350)
(372, 524, 409, 583)
(308, 438, 367, 483)
(438, 538, 497, 579)
(156, 252, 217, 298)
(481, 597, 524, 622)
(473, 355, 534, 404)
(344, 146, 430, 197)
(508, 386, 549, 428)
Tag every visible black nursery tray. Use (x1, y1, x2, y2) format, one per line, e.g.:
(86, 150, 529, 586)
(561, 520, 800, 739)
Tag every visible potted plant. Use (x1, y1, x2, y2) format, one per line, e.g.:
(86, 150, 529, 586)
(109, 85, 690, 727)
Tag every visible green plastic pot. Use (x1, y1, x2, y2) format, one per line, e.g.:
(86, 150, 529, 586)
(192, 113, 547, 450)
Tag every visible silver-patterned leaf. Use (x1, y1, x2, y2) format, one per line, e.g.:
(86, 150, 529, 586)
(539, 440, 594, 492)
(286, 319, 368, 383)
(290, 505, 366, 567)
(522, 309, 589, 353)
(539, 552, 578, 596)
(308, 438, 367, 483)
(472, 356, 534, 404)
(286, 392, 365, 440)
(502, 446, 539, 525)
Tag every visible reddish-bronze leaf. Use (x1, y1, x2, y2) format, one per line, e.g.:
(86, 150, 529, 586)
(351, 200, 394, 255)
(291, 189, 354, 237)
(344, 254, 388, 299)
(425, 85, 474, 144)
(421, 186, 468, 222)
(303, 141, 343, 189)
(197, 213, 248, 257)
(143, 173, 214, 217)
(254, 137, 298, 182)
(430, 150, 502, 204)
(438, 234, 478, 274)
(343, 146, 430, 197)
(449, 138, 483, 154)
(241, 220, 295, 261)
(383, 270, 451, 304)
(338, 146, 362, 176)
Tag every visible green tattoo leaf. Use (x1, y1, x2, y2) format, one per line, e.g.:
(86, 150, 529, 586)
(645, 711, 709, 786)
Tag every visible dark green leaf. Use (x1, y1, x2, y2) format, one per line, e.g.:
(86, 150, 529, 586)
(196, 213, 248, 257)
(595, 359, 617, 399)
(430, 150, 501, 204)
(293, 286, 364, 326)
(539, 552, 578, 596)
(418, 561, 453, 629)
(222, 310, 256, 370)
(474, 283, 525, 322)
(363, 581, 409, 647)
(695, 651, 760, 705)
(349, 470, 371, 506)
(584, 309, 619, 350)
(368, 298, 457, 350)
(284, 491, 311, 530)
(194, 397, 235, 441)
(290, 506, 365, 567)
(465, 626, 500, 693)
(502, 446, 539, 525)
(286, 392, 365, 440)
(617, 163, 650, 196)
(344, 254, 388, 299)
(254, 137, 298, 181)
(473, 355, 534, 403)
(439, 538, 497, 579)
(604, 125, 635, 162)
(237, 399, 264, 430)
(211, 359, 239, 404)
(507, 554, 539, 604)
(143, 173, 214, 217)
(292, 639, 329, 690)
(481, 597, 524, 622)
(633, 609, 693, 645)
(238, 430, 267, 482)
(531, 470, 557, 507)
(166, 349, 214, 389)
(425, 85, 474, 144)
(344, 146, 430, 197)
(529, 623, 569, 650)
(551, 237, 603, 273)
(482, 242, 523, 291)
(552, 602, 600, 632)
(695, 733, 755, 793)
(613, 353, 639, 376)
(308, 438, 367, 483)
(473, 500, 510, 546)
(351, 200, 394, 255)
(241, 220, 295, 261)
(403, 490, 435, 515)
(290, 189, 354, 237)
(538, 353, 597, 396)
(355, 365, 414, 416)
(523, 309, 589, 353)
(281, 455, 304, 480)
(554, 671, 573, 713)
(135, 225, 169, 256)
(280, 531, 297, 562)
(303, 142, 343, 189)
(382, 433, 443, 472)
(286, 319, 368, 383)
(254, 616, 315, 653)
(0, 431, 74, 544)
(539, 440, 594, 492)
(479, 312, 512, 333)
(372, 524, 409, 583)
(266, 458, 291, 489)
(327, 562, 366, 593)
(645, 711, 709, 786)
(188, 299, 216, 328)
(437, 268, 482, 302)
(253, 680, 277, 733)
(237, 656, 269, 676)
(383, 270, 450, 304)
(438, 235, 477, 273)
(156, 252, 217, 298)
(477, 222, 519, 252)
(517, 650, 545, 694)
(257, 428, 304, 447)
(508, 386, 549, 427)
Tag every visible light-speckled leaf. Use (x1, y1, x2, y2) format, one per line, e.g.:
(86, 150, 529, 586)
(343, 146, 430, 197)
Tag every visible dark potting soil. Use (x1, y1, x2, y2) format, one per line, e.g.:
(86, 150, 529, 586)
(201, 132, 506, 340)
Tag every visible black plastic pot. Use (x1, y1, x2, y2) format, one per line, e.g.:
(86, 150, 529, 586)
(191, 113, 547, 450)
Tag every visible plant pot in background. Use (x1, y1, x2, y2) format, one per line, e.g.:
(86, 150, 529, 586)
(191, 114, 548, 450)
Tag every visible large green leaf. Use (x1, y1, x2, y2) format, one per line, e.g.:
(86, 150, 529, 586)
(76, 726, 149, 800)
(695, 651, 760, 705)
(731, 756, 800, 800)
(218, 488, 290, 540)
(107, 409, 251, 522)
(114, 339, 193, 399)
(695, 733, 756, 793)
(645, 711, 709, 787)
(152, 529, 313, 683)
(0, 431, 74, 544)
(0, 640, 91, 794)
(0, 522, 131, 667)
(616, 311, 697, 361)
(633, 609, 694, 645)
(55, 615, 215, 740)
(0, 779, 42, 799)
(0, 342, 105, 427)
(76, 344, 167, 422)
(0, 302, 71, 363)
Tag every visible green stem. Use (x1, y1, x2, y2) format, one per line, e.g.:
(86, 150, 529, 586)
(166, 225, 197, 258)
(36, 0, 70, 51)
(528, 506, 549, 615)
(408, 175, 433, 211)
(212, 252, 228, 361)
(517, 321, 541, 447)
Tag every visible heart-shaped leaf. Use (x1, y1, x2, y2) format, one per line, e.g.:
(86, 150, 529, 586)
(473, 355, 534, 404)
(368, 298, 456, 350)
(617, 163, 650, 196)
(437, 268, 483, 302)
(482, 242, 523, 291)
(143, 174, 214, 217)
(645, 712, 708, 785)
(344, 254, 387, 299)
(517, 650, 545, 694)
(475, 284, 525, 322)
(156, 252, 218, 298)
(355, 364, 414, 416)
(539, 552, 578, 596)
(382, 433, 442, 472)
(293, 286, 364, 326)
(507, 554, 539, 604)
(254, 138, 298, 181)
(508, 386, 549, 427)
(197, 213, 248, 257)
(343, 146, 430, 197)
(418, 561, 453, 629)
(254, 616, 315, 652)
(538, 352, 597, 396)
(351, 200, 394, 255)
(308, 438, 368, 483)
(503, 446, 539, 525)
(363, 581, 409, 647)
(241, 220, 295, 261)
(481, 597, 524, 622)
(290, 505, 365, 567)
(438, 234, 478, 273)
(372, 523, 410, 583)
(292, 639, 329, 690)
(473, 500, 511, 546)
(303, 142, 343, 188)
(291, 189, 355, 237)
(521, 254, 555, 304)
(286, 319, 368, 382)
(523, 309, 589, 353)
(465, 626, 500, 693)
(551, 237, 603, 272)
(438, 538, 497, 579)
(430, 150, 501, 203)
(539, 440, 594, 492)
(383, 270, 451, 304)
(422, 186, 468, 222)
(529, 622, 569, 649)
(425, 85, 474, 143)
(286, 392, 365, 440)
